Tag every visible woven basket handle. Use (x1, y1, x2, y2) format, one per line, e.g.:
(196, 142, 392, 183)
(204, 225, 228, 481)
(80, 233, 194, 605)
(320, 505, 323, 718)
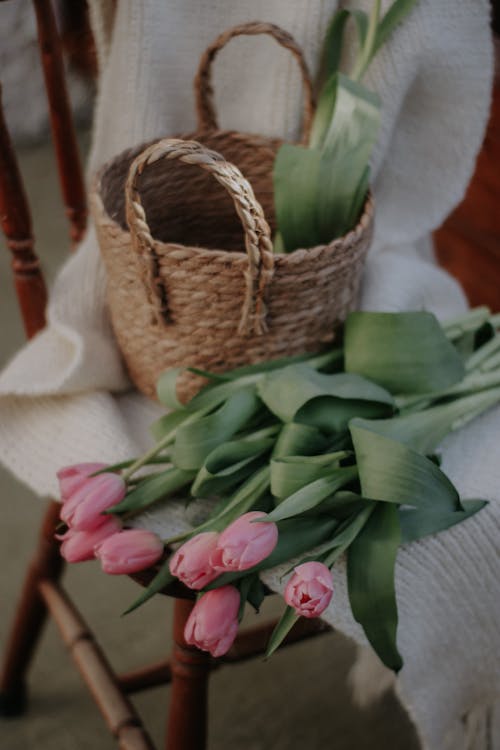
(125, 138, 275, 335)
(194, 21, 315, 144)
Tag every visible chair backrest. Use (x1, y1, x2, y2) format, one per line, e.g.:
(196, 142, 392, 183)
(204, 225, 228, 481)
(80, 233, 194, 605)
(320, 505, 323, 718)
(0, 0, 86, 341)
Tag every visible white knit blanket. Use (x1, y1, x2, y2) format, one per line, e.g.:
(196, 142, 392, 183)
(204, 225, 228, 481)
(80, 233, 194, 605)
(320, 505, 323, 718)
(1, 2, 498, 748)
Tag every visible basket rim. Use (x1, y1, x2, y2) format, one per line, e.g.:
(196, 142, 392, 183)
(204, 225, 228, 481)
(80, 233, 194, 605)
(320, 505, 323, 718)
(91, 131, 374, 262)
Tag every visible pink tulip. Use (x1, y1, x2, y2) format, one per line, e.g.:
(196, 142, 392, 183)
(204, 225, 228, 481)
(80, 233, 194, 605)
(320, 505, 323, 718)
(57, 517, 122, 563)
(169, 532, 220, 590)
(57, 463, 107, 501)
(284, 562, 333, 618)
(95, 529, 164, 574)
(60, 473, 126, 531)
(210, 512, 278, 572)
(184, 586, 240, 657)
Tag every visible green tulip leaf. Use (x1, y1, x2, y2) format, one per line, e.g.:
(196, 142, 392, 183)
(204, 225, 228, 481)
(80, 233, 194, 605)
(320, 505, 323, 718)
(273, 144, 324, 252)
(316, 10, 354, 87)
(266, 466, 358, 522)
(150, 409, 198, 442)
(347, 502, 403, 672)
(191, 437, 274, 497)
(238, 574, 267, 616)
(258, 364, 393, 424)
(345, 311, 465, 394)
(350, 421, 460, 512)
(320, 490, 369, 520)
(156, 368, 186, 410)
(374, 0, 418, 56)
(123, 558, 174, 615)
(266, 606, 300, 657)
(273, 74, 380, 251)
(272, 423, 331, 458)
(185, 376, 262, 413)
(322, 503, 375, 567)
(108, 468, 195, 515)
(316, 74, 380, 237)
(173, 388, 262, 470)
(270, 451, 352, 499)
(399, 499, 487, 544)
(296, 395, 392, 433)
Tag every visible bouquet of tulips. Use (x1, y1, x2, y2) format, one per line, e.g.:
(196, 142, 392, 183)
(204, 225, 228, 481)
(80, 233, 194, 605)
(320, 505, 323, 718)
(56, 308, 500, 670)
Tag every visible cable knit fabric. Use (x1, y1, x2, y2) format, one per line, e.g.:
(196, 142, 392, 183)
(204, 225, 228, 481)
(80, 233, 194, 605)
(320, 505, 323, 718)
(0, 2, 497, 749)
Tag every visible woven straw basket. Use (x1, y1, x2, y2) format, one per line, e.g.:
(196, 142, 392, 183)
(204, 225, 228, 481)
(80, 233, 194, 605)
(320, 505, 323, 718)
(91, 22, 374, 403)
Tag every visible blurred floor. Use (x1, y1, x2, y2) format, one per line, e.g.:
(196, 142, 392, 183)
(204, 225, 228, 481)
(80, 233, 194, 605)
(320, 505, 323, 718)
(0, 137, 420, 749)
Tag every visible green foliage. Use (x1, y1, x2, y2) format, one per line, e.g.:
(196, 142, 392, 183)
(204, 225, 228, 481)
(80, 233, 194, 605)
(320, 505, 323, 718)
(120, 308, 499, 672)
(258, 364, 394, 424)
(173, 388, 261, 470)
(274, 76, 380, 251)
(266, 467, 359, 522)
(347, 503, 403, 672)
(266, 606, 300, 657)
(273, 0, 418, 253)
(345, 312, 465, 393)
(350, 421, 460, 511)
(123, 559, 175, 614)
(108, 468, 195, 515)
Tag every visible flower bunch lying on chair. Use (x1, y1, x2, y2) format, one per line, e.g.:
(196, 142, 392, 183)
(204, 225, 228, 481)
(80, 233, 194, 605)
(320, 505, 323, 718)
(55, 308, 500, 671)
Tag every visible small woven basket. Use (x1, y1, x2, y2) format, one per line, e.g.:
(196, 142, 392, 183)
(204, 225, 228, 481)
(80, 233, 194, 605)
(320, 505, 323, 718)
(91, 22, 374, 403)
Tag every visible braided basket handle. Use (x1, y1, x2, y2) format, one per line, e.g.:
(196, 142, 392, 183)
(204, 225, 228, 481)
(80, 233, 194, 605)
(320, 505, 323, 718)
(194, 21, 315, 144)
(125, 138, 275, 335)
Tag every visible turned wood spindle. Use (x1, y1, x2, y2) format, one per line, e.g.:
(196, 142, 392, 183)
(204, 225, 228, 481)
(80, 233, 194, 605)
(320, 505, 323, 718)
(166, 599, 212, 750)
(33, 0, 87, 247)
(0, 84, 47, 339)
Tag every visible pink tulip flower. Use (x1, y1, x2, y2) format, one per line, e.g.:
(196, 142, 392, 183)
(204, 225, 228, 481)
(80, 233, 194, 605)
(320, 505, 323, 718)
(184, 586, 240, 657)
(57, 517, 122, 563)
(169, 532, 220, 590)
(60, 473, 126, 531)
(57, 462, 107, 502)
(95, 529, 164, 574)
(210, 512, 278, 572)
(284, 562, 333, 618)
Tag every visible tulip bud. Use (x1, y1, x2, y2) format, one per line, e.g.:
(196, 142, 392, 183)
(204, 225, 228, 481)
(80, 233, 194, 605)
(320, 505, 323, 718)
(169, 532, 220, 590)
(210, 512, 278, 572)
(57, 517, 122, 563)
(95, 529, 164, 574)
(57, 463, 107, 502)
(61, 473, 126, 531)
(184, 586, 240, 657)
(284, 562, 333, 618)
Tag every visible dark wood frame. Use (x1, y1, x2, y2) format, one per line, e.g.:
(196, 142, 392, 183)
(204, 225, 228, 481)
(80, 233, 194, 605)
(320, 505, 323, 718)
(0, 3, 329, 748)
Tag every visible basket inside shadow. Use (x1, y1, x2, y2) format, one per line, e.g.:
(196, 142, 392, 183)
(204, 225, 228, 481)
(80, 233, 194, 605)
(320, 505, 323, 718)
(99, 131, 281, 255)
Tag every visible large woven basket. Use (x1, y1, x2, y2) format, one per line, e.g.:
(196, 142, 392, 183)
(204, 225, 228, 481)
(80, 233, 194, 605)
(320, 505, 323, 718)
(91, 22, 374, 403)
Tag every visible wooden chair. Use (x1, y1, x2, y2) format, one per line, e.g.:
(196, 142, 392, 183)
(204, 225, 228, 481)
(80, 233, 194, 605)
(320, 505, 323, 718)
(0, 3, 328, 748)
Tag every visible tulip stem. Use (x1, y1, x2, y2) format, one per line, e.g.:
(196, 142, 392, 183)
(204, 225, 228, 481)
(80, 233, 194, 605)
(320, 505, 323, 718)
(122, 434, 176, 481)
(351, 0, 381, 81)
(92, 456, 171, 476)
(443, 307, 491, 340)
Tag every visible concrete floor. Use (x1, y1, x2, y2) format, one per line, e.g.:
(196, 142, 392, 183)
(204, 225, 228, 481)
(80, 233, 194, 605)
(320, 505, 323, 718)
(0, 137, 419, 749)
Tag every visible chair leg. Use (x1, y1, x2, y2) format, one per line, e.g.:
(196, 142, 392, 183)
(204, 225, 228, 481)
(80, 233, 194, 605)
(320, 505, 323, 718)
(166, 599, 211, 750)
(0, 501, 63, 716)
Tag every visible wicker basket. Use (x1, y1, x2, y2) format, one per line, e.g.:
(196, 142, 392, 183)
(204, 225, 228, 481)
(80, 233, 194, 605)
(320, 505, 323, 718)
(91, 22, 374, 403)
